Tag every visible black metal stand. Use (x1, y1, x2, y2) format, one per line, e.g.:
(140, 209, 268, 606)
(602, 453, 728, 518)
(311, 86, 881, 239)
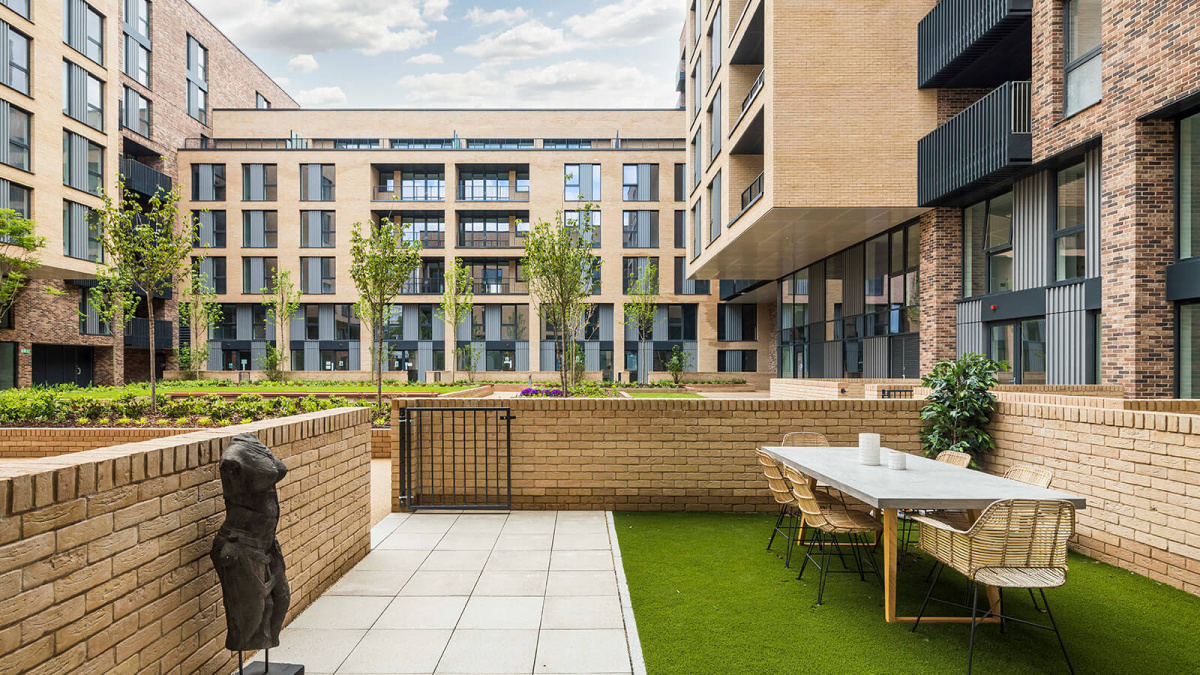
(236, 649, 306, 675)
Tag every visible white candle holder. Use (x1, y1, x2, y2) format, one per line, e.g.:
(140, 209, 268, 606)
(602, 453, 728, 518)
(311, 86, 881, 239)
(858, 433, 881, 466)
(889, 451, 907, 471)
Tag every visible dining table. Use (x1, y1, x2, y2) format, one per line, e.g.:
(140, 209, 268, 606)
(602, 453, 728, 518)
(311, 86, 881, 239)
(760, 445, 1087, 623)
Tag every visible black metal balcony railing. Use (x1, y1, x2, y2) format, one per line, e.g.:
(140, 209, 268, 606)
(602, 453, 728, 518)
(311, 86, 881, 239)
(400, 278, 445, 294)
(917, 80, 1031, 206)
(402, 232, 446, 249)
(742, 70, 764, 114)
(124, 318, 174, 349)
(373, 185, 445, 201)
(120, 156, 172, 197)
(457, 184, 530, 202)
(918, 0, 1032, 88)
(473, 279, 528, 295)
(740, 172, 764, 211)
(676, 70, 686, 93)
(457, 231, 524, 248)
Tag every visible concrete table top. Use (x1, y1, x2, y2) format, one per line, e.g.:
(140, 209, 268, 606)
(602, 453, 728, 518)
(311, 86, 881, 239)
(761, 446, 1087, 511)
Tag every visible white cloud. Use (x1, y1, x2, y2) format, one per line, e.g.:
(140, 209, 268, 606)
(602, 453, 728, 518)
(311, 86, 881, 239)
(195, 0, 436, 55)
(407, 53, 444, 64)
(464, 6, 529, 25)
(455, 20, 571, 65)
(422, 0, 449, 22)
(396, 60, 671, 107)
(295, 86, 348, 107)
(287, 54, 319, 73)
(564, 0, 683, 47)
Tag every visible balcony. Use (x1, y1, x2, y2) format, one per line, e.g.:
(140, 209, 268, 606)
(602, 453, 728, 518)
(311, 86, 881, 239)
(741, 70, 764, 116)
(740, 172, 763, 211)
(373, 185, 445, 202)
(918, 0, 1032, 89)
(400, 278, 445, 294)
(473, 279, 528, 295)
(457, 183, 530, 202)
(917, 81, 1031, 206)
(676, 70, 686, 93)
(402, 231, 446, 249)
(124, 318, 174, 349)
(457, 224, 527, 249)
(120, 157, 171, 198)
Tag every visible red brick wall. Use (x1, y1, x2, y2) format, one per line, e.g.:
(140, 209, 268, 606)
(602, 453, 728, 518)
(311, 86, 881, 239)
(919, 207, 963, 373)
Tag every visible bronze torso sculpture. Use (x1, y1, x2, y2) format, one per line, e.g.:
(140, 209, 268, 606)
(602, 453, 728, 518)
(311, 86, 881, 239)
(211, 433, 291, 652)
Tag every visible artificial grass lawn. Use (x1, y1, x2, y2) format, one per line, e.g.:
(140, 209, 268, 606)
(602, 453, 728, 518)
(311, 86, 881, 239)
(627, 391, 705, 399)
(615, 512, 1200, 675)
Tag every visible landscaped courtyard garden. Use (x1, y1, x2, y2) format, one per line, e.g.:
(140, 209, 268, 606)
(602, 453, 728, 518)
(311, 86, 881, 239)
(615, 512, 1200, 674)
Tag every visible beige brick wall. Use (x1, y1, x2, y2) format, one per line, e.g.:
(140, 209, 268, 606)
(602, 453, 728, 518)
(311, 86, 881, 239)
(0, 427, 187, 458)
(0, 408, 372, 673)
(389, 397, 924, 512)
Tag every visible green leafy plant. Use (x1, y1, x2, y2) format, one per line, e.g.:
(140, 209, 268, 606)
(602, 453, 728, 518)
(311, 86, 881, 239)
(622, 261, 659, 384)
(665, 345, 692, 385)
(457, 344, 482, 384)
(196, 417, 212, 426)
(77, 417, 91, 425)
(919, 353, 1006, 465)
(0, 207, 46, 329)
(96, 417, 110, 426)
(115, 417, 133, 426)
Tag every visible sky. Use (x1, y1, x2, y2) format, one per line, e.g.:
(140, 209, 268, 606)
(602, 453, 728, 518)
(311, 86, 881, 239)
(191, 0, 686, 109)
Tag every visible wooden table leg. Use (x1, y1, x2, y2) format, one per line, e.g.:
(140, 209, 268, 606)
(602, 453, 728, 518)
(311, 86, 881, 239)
(883, 508, 897, 623)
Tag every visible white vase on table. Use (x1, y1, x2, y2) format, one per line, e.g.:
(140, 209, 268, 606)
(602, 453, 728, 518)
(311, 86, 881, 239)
(858, 433, 881, 465)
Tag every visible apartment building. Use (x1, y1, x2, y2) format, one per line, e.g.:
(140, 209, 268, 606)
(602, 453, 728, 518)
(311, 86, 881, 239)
(176, 109, 774, 382)
(684, 0, 940, 381)
(0, 0, 293, 389)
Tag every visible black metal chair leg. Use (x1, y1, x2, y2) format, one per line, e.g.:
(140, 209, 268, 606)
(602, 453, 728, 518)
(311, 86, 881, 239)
(816, 532, 832, 606)
(1029, 587, 1046, 613)
(849, 533, 867, 581)
(797, 528, 819, 580)
(1040, 590, 1076, 675)
(783, 512, 796, 568)
(911, 562, 943, 633)
(968, 583, 980, 675)
(998, 588, 1005, 633)
(768, 503, 786, 550)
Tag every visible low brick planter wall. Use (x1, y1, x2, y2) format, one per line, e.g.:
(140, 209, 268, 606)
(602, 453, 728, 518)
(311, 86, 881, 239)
(0, 427, 189, 458)
(0, 408, 373, 673)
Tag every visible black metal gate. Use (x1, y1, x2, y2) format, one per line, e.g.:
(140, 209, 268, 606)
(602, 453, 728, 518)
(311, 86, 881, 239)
(401, 407, 513, 510)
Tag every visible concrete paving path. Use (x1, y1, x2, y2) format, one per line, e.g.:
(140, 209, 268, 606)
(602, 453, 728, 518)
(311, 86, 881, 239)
(252, 511, 643, 675)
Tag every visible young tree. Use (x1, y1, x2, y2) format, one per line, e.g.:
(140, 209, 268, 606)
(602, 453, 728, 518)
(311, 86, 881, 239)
(665, 344, 693, 385)
(178, 263, 221, 378)
(457, 343, 482, 384)
(95, 182, 198, 412)
(84, 263, 140, 385)
(0, 208, 45, 327)
(437, 257, 474, 384)
(261, 268, 302, 380)
(622, 261, 659, 384)
(349, 218, 422, 406)
(523, 206, 599, 391)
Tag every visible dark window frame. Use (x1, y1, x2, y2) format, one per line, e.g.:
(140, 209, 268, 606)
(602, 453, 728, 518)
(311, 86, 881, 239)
(1052, 161, 1087, 282)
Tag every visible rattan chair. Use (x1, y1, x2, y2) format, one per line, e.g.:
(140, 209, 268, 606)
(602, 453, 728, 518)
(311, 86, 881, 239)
(784, 465, 883, 605)
(911, 499, 1077, 674)
(781, 431, 830, 447)
(757, 449, 801, 567)
(1004, 464, 1053, 489)
(936, 450, 973, 468)
(901, 450, 975, 553)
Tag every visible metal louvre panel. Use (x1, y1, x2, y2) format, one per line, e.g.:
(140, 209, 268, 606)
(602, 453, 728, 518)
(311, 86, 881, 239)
(66, 133, 87, 191)
(66, 0, 87, 56)
(403, 304, 418, 341)
(515, 342, 529, 371)
(306, 258, 321, 293)
(68, 202, 89, 260)
(433, 310, 445, 340)
(578, 164, 594, 200)
(305, 211, 321, 246)
(821, 342, 842, 378)
(636, 164, 651, 200)
(808, 260, 826, 329)
(417, 343, 433, 379)
(0, 100, 9, 165)
(0, 22, 10, 89)
(64, 62, 85, 123)
(246, 257, 264, 293)
(1046, 282, 1088, 384)
(0, 177, 7, 209)
(540, 341, 556, 370)
(865, 336, 889, 377)
(198, 164, 214, 201)
(710, 173, 722, 237)
(304, 342, 319, 370)
(247, 165, 265, 201)
(1085, 147, 1102, 279)
(599, 304, 613, 341)
(349, 342, 360, 370)
(484, 306, 501, 341)
(956, 299, 985, 355)
(458, 312, 471, 341)
(843, 245, 865, 316)
(266, 314, 276, 341)
(198, 211, 216, 247)
(470, 341, 484, 370)
(652, 306, 668, 341)
(318, 304, 334, 340)
(585, 342, 600, 371)
(290, 309, 304, 341)
(84, 294, 103, 334)
(637, 211, 652, 247)
(251, 342, 267, 370)
(1012, 170, 1050, 291)
(306, 165, 322, 201)
(207, 342, 222, 370)
(236, 305, 251, 341)
(684, 341, 698, 370)
(247, 211, 265, 247)
(724, 305, 742, 341)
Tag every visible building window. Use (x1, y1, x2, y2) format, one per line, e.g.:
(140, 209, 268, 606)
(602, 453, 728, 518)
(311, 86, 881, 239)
(622, 211, 659, 248)
(194, 209, 226, 248)
(301, 211, 336, 248)
(401, 212, 443, 248)
(622, 164, 659, 201)
(126, 0, 149, 38)
(674, 164, 686, 202)
(300, 164, 336, 201)
(718, 304, 757, 340)
(691, 63, 700, 121)
(242, 257, 277, 294)
(62, 131, 104, 195)
(622, 257, 658, 294)
(718, 350, 757, 373)
(1054, 162, 1087, 281)
(673, 256, 710, 295)
(2, 22, 30, 95)
(191, 164, 226, 201)
(63, 61, 105, 131)
(64, 0, 105, 65)
(500, 304, 528, 340)
(1063, 0, 1101, 116)
(398, 169, 444, 201)
(990, 318, 1047, 384)
(193, 256, 226, 294)
(963, 191, 1014, 296)
(124, 36, 150, 87)
(459, 213, 525, 248)
(242, 211, 278, 248)
(709, 89, 722, 163)
(1, 179, 31, 217)
(241, 164, 277, 201)
(122, 86, 151, 137)
(186, 36, 208, 124)
(1, 0, 29, 19)
(334, 304, 359, 340)
(302, 257, 336, 294)
(674, 210, 685, 248)
(564, 164, 601, 201)
(62, 201, 101, 262)
(1181, 303, 1200, 398)
(1179, 112, 1200, 261)
(256, 92, 270, 109)
(691, 199, 702, 260)
(691, 131, 701, 188)
(708, 5, 722, 82)
(564, 210, 601, 248)
(708, 172, 722, 242)
(2, 103, 30, 171)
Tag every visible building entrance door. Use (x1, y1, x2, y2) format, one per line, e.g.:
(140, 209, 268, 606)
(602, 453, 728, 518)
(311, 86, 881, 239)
(988, 318, 1046, 385)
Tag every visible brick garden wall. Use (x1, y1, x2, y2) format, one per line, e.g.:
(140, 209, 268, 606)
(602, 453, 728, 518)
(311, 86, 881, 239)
(0, 408, 372, 674)
(0, 428, 187, 458)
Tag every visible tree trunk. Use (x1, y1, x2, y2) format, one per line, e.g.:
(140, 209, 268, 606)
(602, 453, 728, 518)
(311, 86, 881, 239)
(147, 300, 157, 413)
(376, 319, 384, 408)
